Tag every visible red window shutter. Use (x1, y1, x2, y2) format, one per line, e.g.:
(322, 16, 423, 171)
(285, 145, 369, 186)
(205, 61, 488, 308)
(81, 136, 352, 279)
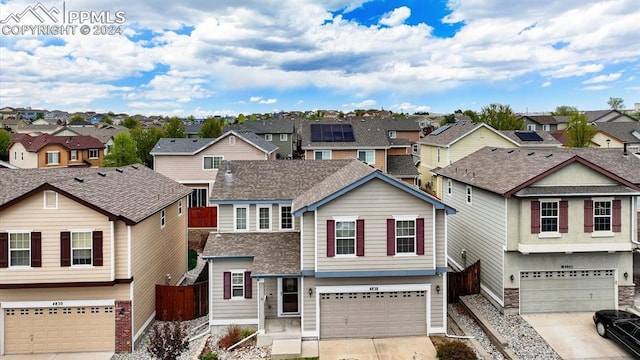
(326, 220, 335, 257)
(356, 219, 365, 257)
(612, 199, 622, 232)
(60, 231, 71, 267)
(559, 201, 569, 233)
(223, 271, 231, 299)
(387, 219, 395, 256)
(584, 200, 593, 233)
(416, 218, 425, 255)
(93, 231, 103, 266)
(31, 232, 42, 267)
(244, 271, 252, 299)
(0, 232, 8, 268)
(530, 201, 540, 234)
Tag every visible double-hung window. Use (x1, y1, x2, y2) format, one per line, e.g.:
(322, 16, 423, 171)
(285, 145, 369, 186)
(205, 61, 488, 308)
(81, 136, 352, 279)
(71, 231, 92, 265)
(265, 134, 273, 141)
(70, 150, 78, 161)
(280, 205, 293, 230)
(47, 151, 59, 165)
(257, 205, 271, 231)
(9, 232, 30, 267)
(231, 272, 244, 298)
(396, 219, 416, 254)
(234, 205, 248, 231)
(466, 186, 472, 204)
(88, 149, 99, 159)
(335, 220, 355, 256)
(447, 180, 453, 196)
(203, 155, 223, 170)
(280, 134, 288, 141)
(314, 150, 331, 160)
(540, 201, 558, 232)
(160, 209, 166, 228)
(357, 150, 374, 165)
(594, 200, 612, 232)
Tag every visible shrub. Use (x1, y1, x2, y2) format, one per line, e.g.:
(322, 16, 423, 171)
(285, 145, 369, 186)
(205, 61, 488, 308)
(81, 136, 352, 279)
(147, 320, 189, 360)
(199, 352, 218, 360)
(188, 249, 198, 270)
(217, 325, 243, 349)
(436, 339, 476, 360)
(240, 327, 255, 339)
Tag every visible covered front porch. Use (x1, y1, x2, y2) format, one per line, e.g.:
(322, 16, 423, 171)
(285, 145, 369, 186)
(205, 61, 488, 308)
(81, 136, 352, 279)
(256, 276, 303, 347)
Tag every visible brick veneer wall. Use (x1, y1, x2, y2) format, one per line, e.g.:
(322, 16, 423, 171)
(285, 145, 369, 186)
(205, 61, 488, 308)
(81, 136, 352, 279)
(504, 288, 519, 309)
(115, 300, 132, 353)
(619, 285, 635, 308)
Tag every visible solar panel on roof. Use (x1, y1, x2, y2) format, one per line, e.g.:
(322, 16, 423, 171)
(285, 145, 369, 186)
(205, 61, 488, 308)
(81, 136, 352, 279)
(515, 131, 543, 141)
(430, 124, 451, 136)
(310, 124, 322, 142)
(309, 123, 355, 142)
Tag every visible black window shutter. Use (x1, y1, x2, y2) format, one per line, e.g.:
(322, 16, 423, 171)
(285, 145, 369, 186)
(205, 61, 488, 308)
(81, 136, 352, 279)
(93, 231, 103, 266)
(31, 232, 42, 267)
(60, 231, 71, 267)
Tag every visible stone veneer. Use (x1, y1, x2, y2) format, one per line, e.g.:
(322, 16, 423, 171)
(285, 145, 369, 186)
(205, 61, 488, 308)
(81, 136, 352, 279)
(188, 228, 213, 250)
(504, 288, 519, 309)
(115, 300, 132, 353)
(618, 285, 635, 308)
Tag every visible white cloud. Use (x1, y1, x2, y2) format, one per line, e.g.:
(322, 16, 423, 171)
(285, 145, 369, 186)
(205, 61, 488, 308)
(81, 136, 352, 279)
(582, 72, 622, 84)
(258, 98, 277, 104)
(541, 81, 552, 87)
(583, 85, 610, 91)
(542, 64, 604, 78)
(379, 6, 411, 27)
(342, 99, 376, 108)
(250, 96, 263, 102)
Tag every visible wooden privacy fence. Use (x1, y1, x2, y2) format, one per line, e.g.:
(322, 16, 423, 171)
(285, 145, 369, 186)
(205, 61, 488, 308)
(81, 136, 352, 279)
(447, 260, 481, 303)
(155, 281, 208, 321)
(188, 206, 217, 228)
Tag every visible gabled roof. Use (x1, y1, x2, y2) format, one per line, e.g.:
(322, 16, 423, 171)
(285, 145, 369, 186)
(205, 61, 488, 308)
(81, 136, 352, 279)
(55, 125, 129, 144)
(224, 118, 294, 134)
(150, 130, 278, 155)
(520, 115, 559, 125)
(583, 110, 637, 123)
(300, 119, 391, 149)
(387, 155, 419, 177)
(10, 133, 103, 152)
(435, 147, 640, 197)
(419, 122, 518, 147)
(594, 122, 640, 144)
(0, 165, 192, 225)
(500, 131, 562, 147)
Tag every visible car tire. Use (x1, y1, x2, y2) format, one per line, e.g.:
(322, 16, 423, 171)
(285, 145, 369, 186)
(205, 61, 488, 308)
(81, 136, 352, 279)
(596, 321, 607, 337)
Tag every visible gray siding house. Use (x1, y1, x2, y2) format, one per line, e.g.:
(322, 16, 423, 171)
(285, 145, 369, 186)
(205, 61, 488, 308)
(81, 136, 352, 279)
(437, 147, 640, 314)
(225, 118, 295, 159)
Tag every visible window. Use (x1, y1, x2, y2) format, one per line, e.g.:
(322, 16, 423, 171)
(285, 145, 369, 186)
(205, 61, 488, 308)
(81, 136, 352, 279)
(232, 272, 244, 298)
(234, 205, 248, 231)
(265, 134, 273, 141)
(336, 221, 355, 255)
(594, 200, 612, 232)
(540, 201, 558, 232)
(46, 151, 59, 165)
(160, 208, 166, 228)
(447, 180, 453, 195)
(396, 220, 415, 254)
(314, 150, 331, 160)
(44, 190, 58, 209)
(357, 150, 374, 164)
(14, 151, 16, 160)
(189, 188, 207, 207)
(178, 200, 183, 216)
(257, 205, 271, 230)
(542, 124, 550, 131)
(70, 150, 78, 161)
(412, 144, 419, 153)
(71, 231, 92, 265)
(88, 149, 99, 159)
(228, 136, 236, 145)
(527, 124, 537, 131)
(21, 152, 23, 160)
(203, 156, 223, 170)
(106, 144, 113, 154)
(280, 134, 288, 141)
(466, 186, 472, 204)
(9, 232, 30, 267)
(388, 130, 396, 139)
(280, 205, 293, 230)
(437, 148, 441, 163)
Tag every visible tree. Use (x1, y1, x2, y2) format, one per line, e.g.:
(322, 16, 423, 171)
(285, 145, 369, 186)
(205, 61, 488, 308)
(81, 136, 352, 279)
(121, 117, 140, 129)
(69, 114, 85, 124)
(163, 117, 186, 138)
(551, 105, 578, 116)
(248, 114, 257, 122)
(462, 110, 479, 122)
(237, 114, 246, 124)
(147, 320, 189, 360)
(103, 132, 141, 167)
(607, 97, 624, 110)
(199, 116, 224, 138)
(566, 112, 596, 147)
(130, 127, 165, 168)
(100, 116, 113, 125)
(354, 109, 366, 116)
(476, 103, 523, 130)
(440, 114, 456, 126)
(36, 112, 44, 120)
(0, 129, 10, 161)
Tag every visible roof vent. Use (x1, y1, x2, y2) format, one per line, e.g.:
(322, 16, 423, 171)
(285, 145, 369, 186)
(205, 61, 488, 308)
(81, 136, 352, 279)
(131, 165, 138, 169)
(74, 177, 84, 182)
(98, 172, 106, 177)
(545, 154, 553, 158)
(527, 152, 535, 156)
(491, 148, 497, 151)
(170, 139, 175, 142)
(193, 139, 198, 142)
(507, 150, 515, 153)
(116, 168, 123, 173)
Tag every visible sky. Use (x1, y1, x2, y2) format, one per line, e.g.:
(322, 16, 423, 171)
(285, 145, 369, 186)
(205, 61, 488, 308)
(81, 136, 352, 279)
(0, 0, 639, 117)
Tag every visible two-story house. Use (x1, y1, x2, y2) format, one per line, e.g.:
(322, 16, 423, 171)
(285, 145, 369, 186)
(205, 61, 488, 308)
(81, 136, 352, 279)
(53, 124, 130, 155)
(0, 165, 191, 355)
(436, 147, 640, 314)
(8, 133, 104, 168)
(224, 118, 295, 159)
(592, 122, 640, 154)
(202, 159, 455, 356)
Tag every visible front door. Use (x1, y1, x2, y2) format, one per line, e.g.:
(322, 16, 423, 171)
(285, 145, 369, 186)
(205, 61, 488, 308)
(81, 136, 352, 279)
(281, 278, 299, 314)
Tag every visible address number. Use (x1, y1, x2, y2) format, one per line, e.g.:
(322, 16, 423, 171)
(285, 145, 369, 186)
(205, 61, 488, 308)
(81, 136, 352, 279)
(52, 301, 64, 306)
(369, 287, 378, 291)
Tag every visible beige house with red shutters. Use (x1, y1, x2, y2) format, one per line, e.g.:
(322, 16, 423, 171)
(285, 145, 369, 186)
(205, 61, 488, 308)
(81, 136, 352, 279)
(0, 165, 191, 355)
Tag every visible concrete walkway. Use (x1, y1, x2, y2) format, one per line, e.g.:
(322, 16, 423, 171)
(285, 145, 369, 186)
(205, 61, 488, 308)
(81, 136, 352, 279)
(0, 352, 113, 360)
(319, 336, 437, 360)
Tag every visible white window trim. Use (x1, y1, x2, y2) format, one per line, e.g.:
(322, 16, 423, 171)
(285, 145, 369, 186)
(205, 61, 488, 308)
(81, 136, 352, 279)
(412, 144, 419, 153)
(46, 151, 59, 165)
(70, 150, 78, 161)
(388, 130, 397, 139)
(88, 149, 99, 159)
(280, 134, 288, 141)
(43, 190, 58, 209)
(256, 204, 272, 231)
(527, 124, 537, 131)
(447, 180, 453, 196)
(160, 208, 166, 228)
(203, 155, 224, 170)
(437, 148, 441, 163)
(230, 270, 245, 299)
(189, 187, 208, 208)
(234, 205, 249, 231)
(8, 231, 31, 268)
(70, 230, 93, 267)
(393, 215, 417, 255)
(178, 199, 183, 216)
(314, 150, 332, 160)
(333, 216, 359, 257)
(265, 134, 273, 141)
(279, 204, 294, 231)
(592, 197, 614, 234)
(542, 124, 550, 131)
(357, 149, 375, 165)
(466, 186, 472, 204)
(539, 200, 559, 234)
(228, 136, 236, 145)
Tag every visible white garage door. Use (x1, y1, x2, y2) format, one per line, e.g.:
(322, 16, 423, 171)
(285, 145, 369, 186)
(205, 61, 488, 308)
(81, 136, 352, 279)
(320, 291, 427, 339)
(4, 306, 115, 354)
(520, 269, 615, 314)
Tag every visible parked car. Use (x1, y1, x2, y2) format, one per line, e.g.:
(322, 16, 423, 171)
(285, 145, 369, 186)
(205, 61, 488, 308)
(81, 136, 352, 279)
(593, 309, 640, 357)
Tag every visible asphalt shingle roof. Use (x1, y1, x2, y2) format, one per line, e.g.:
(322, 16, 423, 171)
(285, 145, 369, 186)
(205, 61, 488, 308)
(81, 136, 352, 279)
(594, 122, 640, 144)
(150, 131, 278, 155)
(500, 131, 562, 147)
(521, 115, 559, 125)
(64, 125, 129, 144)
(12, 133, 104, 151)
(387, 155, 419, 177)
(300, 119, 390, 149)
(0, 165, 192, 224)
(224, 118, 294, 134)
(419, 122, 491, 147)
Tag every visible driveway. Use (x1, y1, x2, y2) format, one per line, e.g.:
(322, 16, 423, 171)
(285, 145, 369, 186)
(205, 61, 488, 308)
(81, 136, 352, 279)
(522, 312, 634, 359)
(319, 336, 437, 360)
(0, 352, 113, 360)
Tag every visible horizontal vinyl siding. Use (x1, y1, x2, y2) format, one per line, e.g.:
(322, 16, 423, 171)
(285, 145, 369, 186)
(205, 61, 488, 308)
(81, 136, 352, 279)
(446, 180, 505, 302)
(264, 278, 278, 318)
(435, 210, 447, 268)
(316, 179, 435, 272)
(533, 162, 617, 186)
(131, 199, 187, 333)
(0, 190, 112, 284)
(302, 212, 315, 271)
(114, 221, 129, 279)
(302, 276, 316, 332)
(0, 284, 131, 302)
(218, 204, 234, 232)
(448, 128, 516, 165)
(211, 259, 257, 320)
(9, 143, 37, 169)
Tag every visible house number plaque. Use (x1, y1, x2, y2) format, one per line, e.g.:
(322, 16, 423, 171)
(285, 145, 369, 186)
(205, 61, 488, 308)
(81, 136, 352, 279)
(369, 287, 378, 291)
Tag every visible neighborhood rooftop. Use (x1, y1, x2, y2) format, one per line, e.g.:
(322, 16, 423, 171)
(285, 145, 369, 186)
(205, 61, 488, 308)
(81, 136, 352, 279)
(150, 130, 278, 155)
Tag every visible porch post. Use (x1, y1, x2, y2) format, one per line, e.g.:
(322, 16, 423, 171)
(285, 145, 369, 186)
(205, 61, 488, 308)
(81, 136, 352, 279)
(257, 278, 265, 334)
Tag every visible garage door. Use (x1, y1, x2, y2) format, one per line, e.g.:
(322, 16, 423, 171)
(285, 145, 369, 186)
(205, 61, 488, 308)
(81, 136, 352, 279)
(4, 306, 115, 354)
(320, 291, 427, 339)
(520, 269, 615, 314)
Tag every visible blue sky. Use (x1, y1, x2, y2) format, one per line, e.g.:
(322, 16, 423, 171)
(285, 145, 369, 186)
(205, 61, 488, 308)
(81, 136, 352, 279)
(0, 0, 638, 117)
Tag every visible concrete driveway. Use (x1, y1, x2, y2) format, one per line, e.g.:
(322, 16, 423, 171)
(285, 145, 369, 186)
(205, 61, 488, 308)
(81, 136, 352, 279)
(319, 336, 437, 360)
(0, 352, 113, 360)
(522, 312, 634, 359)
